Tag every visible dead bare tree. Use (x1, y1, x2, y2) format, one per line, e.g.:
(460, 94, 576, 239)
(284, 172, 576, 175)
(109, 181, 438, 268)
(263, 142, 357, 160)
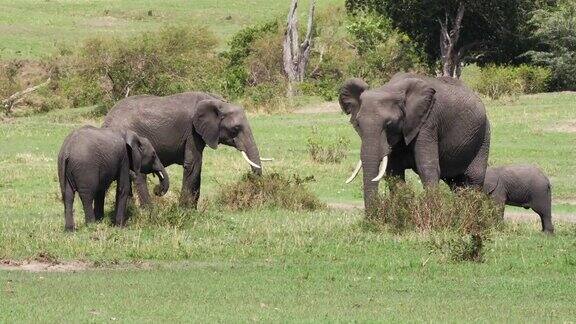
(283, 0, 315, 96)
(1, 78, 51, 116)
(439, 2, 465, 78)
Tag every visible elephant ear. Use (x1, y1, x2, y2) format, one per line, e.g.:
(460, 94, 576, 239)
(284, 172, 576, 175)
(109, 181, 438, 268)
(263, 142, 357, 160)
(483, 168, 499, 195)
(193, 99, 222, 149)
(339, 78, 369, 117)
(399, 78, 436, 145)
(125, 130, 142, 173)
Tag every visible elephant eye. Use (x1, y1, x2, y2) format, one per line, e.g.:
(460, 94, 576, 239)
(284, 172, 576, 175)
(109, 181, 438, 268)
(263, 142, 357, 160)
(231, 125, 241, 136)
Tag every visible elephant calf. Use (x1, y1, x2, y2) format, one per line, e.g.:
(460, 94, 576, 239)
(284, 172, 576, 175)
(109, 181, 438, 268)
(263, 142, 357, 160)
(483, 165, 553, 233)
(57, 126, 169, 230)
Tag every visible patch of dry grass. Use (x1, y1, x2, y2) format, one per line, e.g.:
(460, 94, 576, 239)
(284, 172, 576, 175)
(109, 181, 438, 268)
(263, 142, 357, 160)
(367, 183, 503, 261)
(215, 173, 325, 212)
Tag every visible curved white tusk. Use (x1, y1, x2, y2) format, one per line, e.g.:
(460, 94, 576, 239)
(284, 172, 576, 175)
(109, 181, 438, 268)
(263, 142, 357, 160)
(241, 151, 261, 169)
(345, 160, 362, 184)
(156, 172, 164, 181)
(371, 156, 388, 182)
(260, 158, 274, 162)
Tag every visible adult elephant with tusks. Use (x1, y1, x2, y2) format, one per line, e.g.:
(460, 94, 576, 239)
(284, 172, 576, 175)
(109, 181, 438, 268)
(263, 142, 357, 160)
(339, 72, 490, 210)
(103, 92, 272, 208)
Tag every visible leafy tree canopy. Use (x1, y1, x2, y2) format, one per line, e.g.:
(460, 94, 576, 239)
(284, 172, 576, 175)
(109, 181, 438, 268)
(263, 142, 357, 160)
(345, 0, 557, 67)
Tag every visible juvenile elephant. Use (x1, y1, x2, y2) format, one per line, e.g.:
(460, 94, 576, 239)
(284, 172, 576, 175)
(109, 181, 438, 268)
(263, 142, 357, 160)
(339, 73, 490, 209)
(58, 126, 169, 230)
(483, 165, 553, 233)
(103, 92, 265, 208)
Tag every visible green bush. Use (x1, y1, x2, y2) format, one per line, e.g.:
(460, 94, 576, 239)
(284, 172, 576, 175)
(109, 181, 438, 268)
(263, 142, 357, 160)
(350, 32, 428, 84)
(367, 183, 502, 262)
(307, 127, 350, 163)
(131, 202, 199, 229)
(474, 64, 551, 99)
(345, 11, 394, 55)
(53, 25, 224, 110)
(216, 173, 325, 212)
(303, 7, 427, 99)
(220, 20, 280, 99)
(526, 0, 576, 91)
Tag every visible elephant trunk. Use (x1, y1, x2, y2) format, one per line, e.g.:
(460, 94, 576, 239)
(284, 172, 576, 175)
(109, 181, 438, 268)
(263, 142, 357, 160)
(360, 126, 389, 211)
(237, 127, 262, 176)
(153, 159, 170, 196)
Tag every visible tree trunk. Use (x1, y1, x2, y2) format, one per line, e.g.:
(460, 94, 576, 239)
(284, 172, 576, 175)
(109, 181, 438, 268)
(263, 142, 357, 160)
(282, 0, 315, 96)
(439, 3, 465, 78)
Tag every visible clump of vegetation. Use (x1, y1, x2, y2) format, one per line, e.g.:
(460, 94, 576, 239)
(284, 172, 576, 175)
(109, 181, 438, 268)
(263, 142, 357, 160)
(474, 64, 551, 99)
(367, 183, 502, 262)
(216, 173, 325, 212)
(130, 202, 200, 229)
(52, 25, 224, 111)
(525, 0, 576, 91)
(307, 127, 350, 163)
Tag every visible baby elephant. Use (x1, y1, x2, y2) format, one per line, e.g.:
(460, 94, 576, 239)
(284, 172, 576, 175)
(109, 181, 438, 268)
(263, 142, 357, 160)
(57, 126, 169, 230)
(483, 165, 553, 233)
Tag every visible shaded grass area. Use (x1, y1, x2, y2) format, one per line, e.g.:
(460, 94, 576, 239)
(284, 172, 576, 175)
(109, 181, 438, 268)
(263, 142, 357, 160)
(0, 0, 338, 58)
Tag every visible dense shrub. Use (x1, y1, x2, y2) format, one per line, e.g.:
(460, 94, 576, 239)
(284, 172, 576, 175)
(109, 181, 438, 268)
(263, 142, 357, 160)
(303, 8, 427, 100)
(367, 183, 502, 262)
(474, 65, 551, 99)
(525, 0, 576, 91)
(216, 173, 325, 212)
(51, 25, 224, 110)
(307, 127, 350, 163)
(131, 202, 199, 229)
(349, 31, 428, 85)
(220, 21, 280, 99)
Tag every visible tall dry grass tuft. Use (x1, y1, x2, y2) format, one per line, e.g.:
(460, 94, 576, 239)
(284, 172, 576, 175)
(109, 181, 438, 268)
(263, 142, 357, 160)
(215, 173, 325, 212)
(367, 182, 503, 262)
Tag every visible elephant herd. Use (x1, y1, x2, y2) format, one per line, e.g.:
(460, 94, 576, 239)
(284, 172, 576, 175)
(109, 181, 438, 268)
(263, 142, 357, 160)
(57, 73, 554, 233)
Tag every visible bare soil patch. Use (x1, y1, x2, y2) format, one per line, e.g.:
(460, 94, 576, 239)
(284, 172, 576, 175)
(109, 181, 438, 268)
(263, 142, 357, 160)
(551, 119, 576, 133)
(0, 259, 90, 272)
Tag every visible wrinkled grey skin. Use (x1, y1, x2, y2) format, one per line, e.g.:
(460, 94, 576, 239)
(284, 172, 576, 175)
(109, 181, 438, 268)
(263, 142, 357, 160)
(484, 165, 553, 233)
(58, 126, 169, 231)
(340, 73, 490, 210)
(103, 92, 262, 208)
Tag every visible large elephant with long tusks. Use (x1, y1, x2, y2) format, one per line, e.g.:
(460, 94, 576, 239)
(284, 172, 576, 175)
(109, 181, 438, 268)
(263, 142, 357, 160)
(103, 92, 271, 208)
(339, 73, 490, 210)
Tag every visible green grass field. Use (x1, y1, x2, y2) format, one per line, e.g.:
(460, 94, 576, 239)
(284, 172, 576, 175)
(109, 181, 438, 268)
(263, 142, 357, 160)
(1, 92, 576, 322)
(0, 0, 337, 58)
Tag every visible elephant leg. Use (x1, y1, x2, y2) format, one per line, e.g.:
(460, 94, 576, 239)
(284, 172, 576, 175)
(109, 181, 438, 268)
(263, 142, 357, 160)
(134, 173, 151, 206)
(413, 134, 440, 187)
(94, 190, 105, 221)
(114, 167, 132, 227)
(79, 192, 96, 225)
(464, 123, 490, 188)
(63, 181, 76, 231)
(385, 154, 406, 193)
(180, 136, 205, 208)
(532, 195, 554, 234)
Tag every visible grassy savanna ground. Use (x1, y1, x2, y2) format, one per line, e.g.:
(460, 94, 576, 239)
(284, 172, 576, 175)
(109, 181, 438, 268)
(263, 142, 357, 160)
(1, 92, 576, 321)
(0, 0, 337, 59)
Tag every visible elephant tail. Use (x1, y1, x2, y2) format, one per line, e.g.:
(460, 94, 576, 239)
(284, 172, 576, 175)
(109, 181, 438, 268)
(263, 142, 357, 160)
(57, 153, 75, 201)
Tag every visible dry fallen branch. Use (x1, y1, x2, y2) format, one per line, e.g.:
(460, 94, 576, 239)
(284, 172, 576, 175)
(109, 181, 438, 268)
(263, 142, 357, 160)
(2, 78, 51, 115)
